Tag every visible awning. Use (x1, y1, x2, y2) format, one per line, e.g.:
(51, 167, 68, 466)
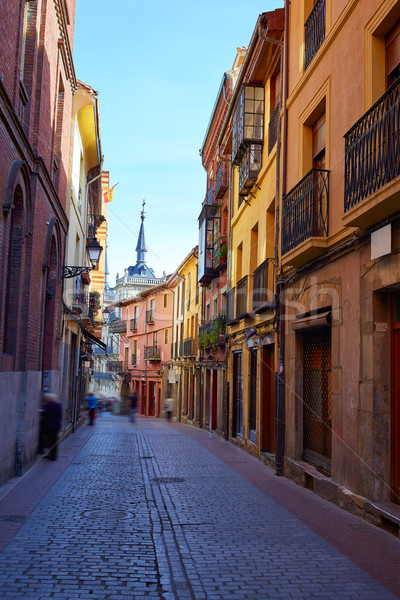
(291, 310, 331, 332)
(82, 328, 107, 350)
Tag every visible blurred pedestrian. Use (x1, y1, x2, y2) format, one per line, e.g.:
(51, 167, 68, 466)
(129, 392, 138, 423)
(41, 393, 62, 461)
(113, 396, 120, 414)
(165, 396, 175, 422)
(86, 392, 98, 425)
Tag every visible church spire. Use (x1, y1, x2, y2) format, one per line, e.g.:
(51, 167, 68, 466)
(135, 199, 147, 265)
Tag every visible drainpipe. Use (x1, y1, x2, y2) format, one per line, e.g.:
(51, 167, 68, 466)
(275, 0, 290, 476)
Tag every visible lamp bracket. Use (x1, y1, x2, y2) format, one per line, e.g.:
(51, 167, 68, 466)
(62, 266, 93, 279)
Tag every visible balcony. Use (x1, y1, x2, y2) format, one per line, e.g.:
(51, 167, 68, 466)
(304, 0, 325, 70)
(199, 315, 226, 352)
(232, 85, 264, 165)
(145, 310, 155, 324)
(268, 103, 280, 154)
(108, 319, 127, 334)
(215, 161, 229, 200)
(182, 338, 197, 357)
(130, 318, 138, 332)
(239, 144, 262, 199)
(144, 345, 160, 360)
(107, 361, 126, 373)
(206, 181, 214, 205)
(236, 276, 250, 319)
(226, 288, 237, 324)
(198, 204, 220, 284)
(343, 77, 400, 229)
(213, 235, 227, 270)
(282, 169, 329, 266)
(253, 259, 275, 313)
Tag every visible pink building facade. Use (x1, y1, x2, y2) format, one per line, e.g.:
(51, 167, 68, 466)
(118, 283, 173, 417)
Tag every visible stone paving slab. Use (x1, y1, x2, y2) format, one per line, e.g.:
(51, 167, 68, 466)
(0, 415, 399, 599)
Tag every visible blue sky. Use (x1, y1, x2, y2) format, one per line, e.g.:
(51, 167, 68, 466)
(73, 0, 283, 284)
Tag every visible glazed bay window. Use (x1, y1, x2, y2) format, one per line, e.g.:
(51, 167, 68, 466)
(198, 204, 220, 283)
(233, 85, 264, 165)
(239, 144, 262, 200)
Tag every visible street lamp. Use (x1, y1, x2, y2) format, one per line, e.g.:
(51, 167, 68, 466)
(62, 238, 103, 279)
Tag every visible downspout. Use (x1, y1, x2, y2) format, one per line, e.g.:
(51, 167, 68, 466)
(275, 0, 290, 475)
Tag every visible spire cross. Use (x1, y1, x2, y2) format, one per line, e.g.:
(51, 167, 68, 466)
(141, 199, 146, 221)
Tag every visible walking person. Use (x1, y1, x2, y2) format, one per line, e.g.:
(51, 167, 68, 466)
(86, 392, 98, 425)
(41, 393, 62, 461)
(129, 392, 138, 423)
(165, 396, 175, 422)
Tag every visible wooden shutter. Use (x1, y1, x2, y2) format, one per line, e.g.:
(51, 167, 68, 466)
(312, 113, 326, 159)
(386, 20, 400, 80)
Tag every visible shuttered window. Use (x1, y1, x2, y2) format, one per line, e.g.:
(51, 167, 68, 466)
(386, 20, 400, 86)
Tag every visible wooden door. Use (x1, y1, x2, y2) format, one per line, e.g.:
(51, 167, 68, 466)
(261, 345, 275, 453)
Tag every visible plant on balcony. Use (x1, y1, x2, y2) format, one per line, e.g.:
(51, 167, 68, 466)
(90, 291, 101, 316)
(199, 332, 210, 350)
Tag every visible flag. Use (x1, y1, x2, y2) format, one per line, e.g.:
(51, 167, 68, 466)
(103, 182, 119, 203)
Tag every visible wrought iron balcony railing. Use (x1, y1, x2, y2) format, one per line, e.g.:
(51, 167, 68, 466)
(304, 0, 326, 69)
(144, 345, 160, 360)
(282, 168, 329, 256)
(108, 319, 127, 333)
(130, 318, 138, 331)
(182, 338, 197, 357)
(215, 161, 229, 199)
(268, 103, 280, 154)
(107, 360, 123, 373)
(344, 76, 400, 212)
(206, 181, 214, 205)
(253, 259, 274, 313)
(236, 276, 249, 318)
(145, 310, 155, 324)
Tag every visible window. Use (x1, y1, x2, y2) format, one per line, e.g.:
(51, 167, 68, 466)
(163, 293, 168, 308)
(304, 0, 326, 69)
(164, 329, 169, 344)
(249, 348, 257, 443)
(386, 20, 400, 87)
(153, 331, 158, 346)
(124, 347, 129, 370)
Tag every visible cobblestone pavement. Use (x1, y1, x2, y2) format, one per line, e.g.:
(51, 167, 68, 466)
(0, 415, 400, 600)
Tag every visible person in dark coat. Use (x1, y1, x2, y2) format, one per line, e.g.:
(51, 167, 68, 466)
(129, 393, 138, 423)
(41, 393, 62, 461)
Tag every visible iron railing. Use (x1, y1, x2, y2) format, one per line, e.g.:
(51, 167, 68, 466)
(344, 76, 400, 212)
(144, 345, 160, 359)
(206, 181, 214, 205)
(253, 259, 274, 312)
(107, 360, 124, 373)
(215, 161, 229, 199)
(268, 103, 280, 154)
(182, 338, 197, 356)
(304, 0, 326, 69)
(130, 318, 138, 331)
(108, 320, 127, 333)
(145, 310, 155, 324)
(282, 168, 329, 255)
(236, 276, 249, 318)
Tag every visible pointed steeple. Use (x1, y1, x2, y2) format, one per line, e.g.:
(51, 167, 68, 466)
(135, 199, 147, 265)
(127, 200, 155, 278)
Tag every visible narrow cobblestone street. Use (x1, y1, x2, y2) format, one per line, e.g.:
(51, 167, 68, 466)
(1, 414, 400, 600)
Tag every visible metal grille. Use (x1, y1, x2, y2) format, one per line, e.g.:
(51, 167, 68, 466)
(304, 0, 326, 69)
(268, 103, 280, 154)
(344, 76, 400, 211)
(303, 329, 332, 473)
(282, 168, 329, 255)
